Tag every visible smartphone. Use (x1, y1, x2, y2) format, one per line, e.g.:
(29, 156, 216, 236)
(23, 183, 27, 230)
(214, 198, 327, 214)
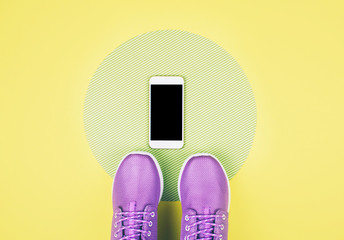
(149, 76, 184, 149)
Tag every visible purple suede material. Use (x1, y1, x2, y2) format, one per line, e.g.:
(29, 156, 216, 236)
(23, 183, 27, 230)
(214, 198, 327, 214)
(181, 209, 198, 240)
(111, 208, 123, 240)
(142, 205, 158, 240)
(113, 154, 161, 212)
(213, 210, 229, 240)
(180, 209, 228, 240)
(180, 155, 229, 240)
(111, 153, 161, 240)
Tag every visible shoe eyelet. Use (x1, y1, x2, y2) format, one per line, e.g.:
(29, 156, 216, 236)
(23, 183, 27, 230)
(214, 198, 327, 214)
(185, 215, 190, 221)
(220, 224, 224, 230)
(114, 233, 118, 238)
(222, 214, 226, 220)
(147, 231, 151, 236)
(150, 211, 155, 217)
(114, 222, 117, 228)
(114, 213, 117, 219)
(184, 236, 189, 240)
(219, 234, 223, 240)
(185, 225, 190, 231)
(148, 221, 153, 227)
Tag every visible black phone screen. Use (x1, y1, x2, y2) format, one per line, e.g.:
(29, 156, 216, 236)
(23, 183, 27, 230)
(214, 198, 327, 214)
(150, 84, 183, 141)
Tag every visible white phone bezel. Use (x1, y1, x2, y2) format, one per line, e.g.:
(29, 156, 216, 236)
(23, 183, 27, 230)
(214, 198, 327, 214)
(149, 76, 184, 149)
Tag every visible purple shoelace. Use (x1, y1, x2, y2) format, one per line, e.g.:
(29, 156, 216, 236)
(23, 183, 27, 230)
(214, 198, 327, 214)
(184, 213, 226, 240)
(113, 211, 154, 240)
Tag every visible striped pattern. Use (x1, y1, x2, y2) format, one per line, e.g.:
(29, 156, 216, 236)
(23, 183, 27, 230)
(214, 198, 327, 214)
(84, 30, 256, 201)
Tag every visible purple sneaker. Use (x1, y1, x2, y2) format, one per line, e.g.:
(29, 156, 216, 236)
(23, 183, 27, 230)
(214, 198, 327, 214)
(179, 154, 230, 240)
(111, 152, 163, 240)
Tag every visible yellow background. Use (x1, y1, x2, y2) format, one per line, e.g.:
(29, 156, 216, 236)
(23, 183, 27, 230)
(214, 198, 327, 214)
(1, 0, 344, 239)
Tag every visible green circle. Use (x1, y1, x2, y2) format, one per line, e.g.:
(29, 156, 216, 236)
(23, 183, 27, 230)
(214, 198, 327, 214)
(84, 30, 256, 201)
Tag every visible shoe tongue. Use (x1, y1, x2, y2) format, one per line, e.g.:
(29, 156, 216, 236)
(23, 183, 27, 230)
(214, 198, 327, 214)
(203, 207, 211, 215)
(123, 201, 141, 239)
(198, 207, 214, 239)
(129, 201, 136, 211)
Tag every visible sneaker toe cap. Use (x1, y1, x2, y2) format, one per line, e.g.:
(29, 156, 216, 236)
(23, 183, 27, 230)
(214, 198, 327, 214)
(113, 153, 162, 211)
(180, 155, 229, 213)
